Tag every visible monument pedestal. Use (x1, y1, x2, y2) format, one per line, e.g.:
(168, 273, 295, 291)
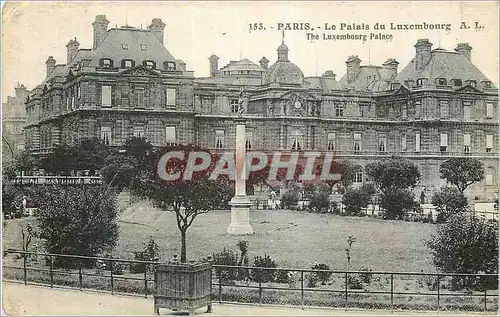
(227, 121, 254, 235)
(227, 195, 254, 235)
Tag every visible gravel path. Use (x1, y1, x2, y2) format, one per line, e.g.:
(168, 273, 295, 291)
(2, 282, 488, 316)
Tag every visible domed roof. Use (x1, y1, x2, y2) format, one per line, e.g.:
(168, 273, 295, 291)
(277, 43, 289, 51)
(263, 61, 304, 85)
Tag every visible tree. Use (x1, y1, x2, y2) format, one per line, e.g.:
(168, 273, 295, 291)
(71, 138, 113, 175)
(439, 158, 484, 193)
(100, 137, 153, 192)
(432, 186, 469, 223)
(343, 183, 376, 216)
(36, 185, 119, 268)
(366, 156, 421, 220)
(15, 150, 40, 175)
(303, 182, 331, 212)
(426, 213, 498, 290)
(141, 144, 231, 263)
(40, 144, 74, 175)
(280, 182, 301, 209)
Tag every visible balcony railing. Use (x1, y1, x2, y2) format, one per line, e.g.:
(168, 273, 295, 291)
(12, 176, 102, 186)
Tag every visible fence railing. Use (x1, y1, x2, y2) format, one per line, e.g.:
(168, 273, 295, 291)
(2, 250, 498, 313)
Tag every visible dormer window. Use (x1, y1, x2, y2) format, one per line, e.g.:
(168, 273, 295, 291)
(121, 44, 129, 50)
(404, 80, 414, 87)
(143, 60, 156, 69)
(451, 79, 462, 87)
(482, 81, 492, 88)
(436, 78, 447, 85)
(100, 58, 113, 68)
(164, 61, 176, 71)
(416, 78, 427, 86)
(140, 44, 147, 51)
(122, 59, 135, 68)
(466, 80, 477, 87)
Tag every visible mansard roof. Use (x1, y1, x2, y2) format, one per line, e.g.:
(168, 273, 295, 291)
(396, 49, 493, 86)
(218, 59, 265, 73)
(337, 65, 396, 92)
(92, 27, 177, 67)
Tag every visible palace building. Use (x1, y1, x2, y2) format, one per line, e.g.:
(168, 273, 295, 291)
(23, 15, 498, 201)
(3, 83, 30, 163)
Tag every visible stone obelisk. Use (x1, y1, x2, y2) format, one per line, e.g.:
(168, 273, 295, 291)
(227, 92, 254, 235)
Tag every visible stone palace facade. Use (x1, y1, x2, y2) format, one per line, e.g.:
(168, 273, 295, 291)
(23, 15, 498, 201)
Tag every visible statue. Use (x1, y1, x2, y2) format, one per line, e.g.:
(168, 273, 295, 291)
(237, 86, 245, 117)
(267, 100, 273, 116)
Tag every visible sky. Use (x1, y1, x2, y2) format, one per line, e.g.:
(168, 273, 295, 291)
(2, 1, 499, 101)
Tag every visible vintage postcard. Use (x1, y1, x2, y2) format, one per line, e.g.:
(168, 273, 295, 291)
(1, 1, 499, 315)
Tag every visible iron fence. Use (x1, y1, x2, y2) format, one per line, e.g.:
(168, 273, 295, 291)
(2, 250, 498, 313)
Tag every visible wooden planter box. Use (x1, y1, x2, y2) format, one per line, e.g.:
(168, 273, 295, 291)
(154, 261, 212, 315)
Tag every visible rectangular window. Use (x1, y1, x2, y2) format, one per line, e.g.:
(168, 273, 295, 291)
(71, 95, 75, 110)
(440, 133, 448, 152)
(101, 126, 112, 145)
(215, 130, 224, 149)
(77, 85, 81, 98)
(230, 99, 239, 113)
(335, 103, 344, 117)
(140, 44, 147, 51)
(165, 126, 176, 144)
(378, 135, 387, 152)
(353, 169, 363, 183)
(133, 126, 145, 139)
(166, 88, 176, 107)
(486, 134, 493, 152)
(415, 133, 421, 152)
(135, 89, 145, 108)
(353, 132, 362, 153)
(440, 99, 449, 118)
(327, 132, 336, 151)
(486, 103, 494, 119)
(124, 60, 133, 68)
(245, 131, 252, 150)
(402, 104, 407, 119)
(121, 44, 129, 50)
(463, 101, 471, 120)
(463, 134, 471, 152)
(415, 99, 421, 118)
(401, 135, 407, 152)
(101, 85, 112, 107)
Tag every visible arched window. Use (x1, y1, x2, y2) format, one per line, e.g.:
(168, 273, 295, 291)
(290, 128, 303, 151)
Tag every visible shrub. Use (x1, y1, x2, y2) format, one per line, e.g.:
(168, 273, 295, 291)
(281, 183, 301, 209)
(212, 248, 239, 283)
(359, 267, 373, 285)
(251, 254, 277, 283)
(306, 272, 319, 288)
(346, 274, 364, 289)
(303, 183, 331, 212)
(111, 262, 125, 275)
(36, 185, 119, 268)
(311, 262, 332, 285)
(432, 186, 468, 223)
(275, 269, 291, 284)
(426, 213, 498, 291)
(380, 188, 420, 220)
(130, 238, 160, 274)
(343, 184, 376, 216)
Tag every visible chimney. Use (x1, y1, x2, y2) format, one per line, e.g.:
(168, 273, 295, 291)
(177, 60, 186, 71)
(66, 37, 80, 64)
(322, 70, 336, 79)
(382, 58, 399, 79)
(345, 55, 361, 84)
(92, 15, 109, 50)
(414, 39, 432, 70)
(259, 57, 269, 70)
(455, 43, 472, 60)
(46, 56, 56, 77)
(148, 18, 166, 45)
(209, 55, 219, 77)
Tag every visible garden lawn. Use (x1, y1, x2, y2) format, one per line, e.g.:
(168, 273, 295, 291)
(3, 200, 436, 272)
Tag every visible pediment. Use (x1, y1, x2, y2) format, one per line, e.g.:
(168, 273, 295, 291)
(393, 85, 410, 96)
(455, 84, 482, 93)
(120, 65, 160, 76)
(278, 90, 319, 101)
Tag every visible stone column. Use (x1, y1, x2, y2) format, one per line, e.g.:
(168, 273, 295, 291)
(227, 120, 254, 235)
